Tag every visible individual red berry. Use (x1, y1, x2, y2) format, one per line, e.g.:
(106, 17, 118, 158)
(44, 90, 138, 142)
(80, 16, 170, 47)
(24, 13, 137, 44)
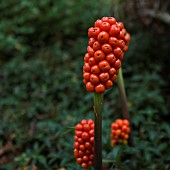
(83, 155, 89, 162)
(83, 124, 90, 132)
(105, 80, 113, 89)
(95, 83, 105, 93)
(87, 119, 93, 124)
(113, 59, 121, 69)
(74, 135, 78, 141)
(77, 138, 84, 144)
(93, 41, 101, 51)
(84, 53, 90, 62)
(83, 63, 91, 72)
(102, 44, 113, 54)
(82, 162, 88, 168)
(83, 72, 90, 81)
(89, 129, 94, 137)
(87, 46, 94, 56)
(124, 134, 129, 140)
(89, 136, 94, 143)
(121, 125, 129, 134)
(81, 119, 87, 124)
(116, 22, 124, 29)
(116, 119, 123, 127)
(97, 31, 109, 44)
(91, 65, 101, 74)
(113, 47, 123, 58)
(88, 57, 97, 66)
(109, 67, 117, 76)
(88, 38, 96, 47)
(90, 74, 100, 85)
(86, 82, 95, 92)
(119, 53, 124, 60)
(82, 132, 89, 141)
(74, 149, 79, 157)
(118, 30, 125, 39)
(76, 131, 82, 137)
(108, 37, 118, 47)
(83, 79, 87, 85)
(85, 150, 91, 156)
(123, 45, 128, 52)
(115, 129, 121, 136)
(90, 123, 94, 129)
(98, 60, 110, 72)
(88, 27, 100, 38)
(108, 17, 116, 25)
(124, 33, 130, 42)
(78, 150, 84, 157)
(94, 19, 102, 28)
(80, 144, 86, 151)
(76, 124, 83, 131)
(111, 123, 119, 130)
(118, 39, 125, 49)
(89, 154, 94, 161)
(88, 161, 93, 166)
(99, 72, 110, 82)
(76, 158, 83, 164)
(110, 75, 117, 82)
(123, 119, 130, 126)
(85, 142, 92, 149)
(101, 22, 110, 32)
(94, 50, 105, 62)
(109, 25, 120, 36)
(74, 142, 79, 149)
(101, 16, 109, 22)
(106, 53, 116, 64)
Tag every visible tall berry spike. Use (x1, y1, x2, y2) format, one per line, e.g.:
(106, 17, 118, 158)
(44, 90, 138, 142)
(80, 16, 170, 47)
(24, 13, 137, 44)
(74, 119, 94, 169)
(83, 16, 130, 93)
(111, 119, 131, 147)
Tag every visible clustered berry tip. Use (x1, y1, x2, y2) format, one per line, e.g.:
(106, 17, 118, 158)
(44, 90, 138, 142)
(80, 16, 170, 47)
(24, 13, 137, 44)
(111, 119, 131, 147)
(74, 119, 94, 168)
(83, 16, 130, 93)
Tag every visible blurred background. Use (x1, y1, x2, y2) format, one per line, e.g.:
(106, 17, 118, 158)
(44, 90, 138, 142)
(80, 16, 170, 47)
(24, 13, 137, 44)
(0, 0, 170, 170)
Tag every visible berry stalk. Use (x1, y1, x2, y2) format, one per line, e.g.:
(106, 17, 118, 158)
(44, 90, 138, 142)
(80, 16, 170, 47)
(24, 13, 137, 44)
(93, 92, 103, 170)
(117, 67, 134, 146)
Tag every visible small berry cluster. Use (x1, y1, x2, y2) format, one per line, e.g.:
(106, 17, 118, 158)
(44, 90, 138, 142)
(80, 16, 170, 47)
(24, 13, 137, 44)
(74, 119, 94, 169)
(111, 119, 130, 147)
(83, 16, 130, 93)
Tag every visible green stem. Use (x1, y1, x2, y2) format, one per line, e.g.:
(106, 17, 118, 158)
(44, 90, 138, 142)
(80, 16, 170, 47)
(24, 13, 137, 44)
(117, 68, 134, 146)
(93, 92, 104, 170)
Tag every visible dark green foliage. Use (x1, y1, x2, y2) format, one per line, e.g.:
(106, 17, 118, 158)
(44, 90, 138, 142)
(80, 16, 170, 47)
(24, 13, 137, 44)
(0, 0, 170, 170)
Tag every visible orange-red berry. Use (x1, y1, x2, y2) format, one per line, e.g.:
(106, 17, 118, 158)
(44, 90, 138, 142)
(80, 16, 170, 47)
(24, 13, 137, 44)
(97, 31, 109, 44)
(94, 50, 105, 62)
(95, 83, 105, 93)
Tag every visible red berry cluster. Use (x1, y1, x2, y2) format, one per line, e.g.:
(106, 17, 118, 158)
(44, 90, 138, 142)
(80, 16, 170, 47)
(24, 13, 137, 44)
(74, 119, 94, 169)
(111, 119, 130, 147)
(83, 16, 130, 93)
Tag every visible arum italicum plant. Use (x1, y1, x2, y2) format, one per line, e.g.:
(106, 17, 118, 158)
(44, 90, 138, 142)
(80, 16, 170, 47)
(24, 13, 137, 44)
(74, 16, 133, 170)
